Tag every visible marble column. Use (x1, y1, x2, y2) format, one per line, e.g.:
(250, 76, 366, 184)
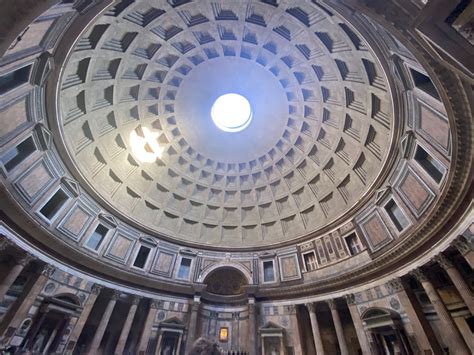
(248, 297, 257, 355)
(0, 264, 55, 343)
(305, 303, 324, 355)
(88, 290, 120, 353)
(65, 284, 103, 354)
(412, 268, 470, 354)
(155, 331, 164, 354)
(386, 278, 442, 353)
(185, 295, 201, 352)
(435, 254, 474, 314)
(327, 299, 348, 355)
(0, 254, 33, 302)
(452, 236, 474, 268)
(137, 299, 159, 355)
(176, 333, 183, 355)
(392, 325, 407, 355)
(115, 295, 141, 354)
(344, 294, 370, 354)
(287, 305, 303, 355)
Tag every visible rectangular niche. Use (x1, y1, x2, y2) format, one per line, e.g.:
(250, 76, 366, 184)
(38, 188, 69, 222)
(262, 260, 276, 283)
(133, 245, 151, 269)
(1, 136, 36, 173)
(84, 223, 109, 251)
(176, 257, 192, 280)
(0, 65, 31, 95)
(384, 199, 410, 232)
(414, 144, 446, 184)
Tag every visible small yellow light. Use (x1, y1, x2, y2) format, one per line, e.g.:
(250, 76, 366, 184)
(219, 327, 228, 342)
(129, 127, 164, 163)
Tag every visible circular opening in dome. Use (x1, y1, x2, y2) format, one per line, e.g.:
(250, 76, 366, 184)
(211, 93, 252, 133)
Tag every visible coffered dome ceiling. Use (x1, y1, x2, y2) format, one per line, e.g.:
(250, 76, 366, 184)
(58, 0, 394, 248)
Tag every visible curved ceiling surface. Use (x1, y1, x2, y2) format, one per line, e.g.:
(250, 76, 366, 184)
(58, 0, 395, 248)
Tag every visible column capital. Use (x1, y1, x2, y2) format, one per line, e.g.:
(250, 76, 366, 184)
(17, 253, 35, 266)
(452, 236, 471, 255)
(305, 302, 316, 313)
(326, 299, 337, 310)
(386, 277, 404, 293)
(286, 305, 297, 315)
(41, 264, 56, 277)
(110, 290, 121, 300)
(344, 294, 356, 305)
(91, 283, 103, 295)
(150, 299, 160, 309)
(190, 300, 200, 312)
(434, 254, 453, 270)
(0, 238, 12, 251)
(411, 268, 428, 283)
(131, 295, 141, 305)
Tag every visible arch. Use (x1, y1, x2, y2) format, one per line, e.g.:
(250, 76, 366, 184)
(52, 293, 81, 306)
(161, 316, 184, 326)
(197, 261, 252, 284)
(361, 307, 400, 320)
(203, 266, 249, 296)
(361, 307, 402, 330)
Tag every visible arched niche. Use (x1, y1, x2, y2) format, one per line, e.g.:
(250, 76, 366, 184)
(203, 267, 249, 296)
(198, 261, 253, 284)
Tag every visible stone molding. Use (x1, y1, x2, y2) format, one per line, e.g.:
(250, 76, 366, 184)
(411, 268, 428, 283)
(433, 254, 453, 270)
(110, 290, 121, 301)
(17, 253, 35, 266)
(452, 236, 471, 255)
(344, 294, 356, 305)
(326, 299, 337, 310)
(41, 264, 56, 277)
(305, 302, 316, 313)
(91, 284, 103, 295)
(386, 278, 404, 293)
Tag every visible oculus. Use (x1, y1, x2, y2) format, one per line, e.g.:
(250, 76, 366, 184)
(211, 93, 252, 132)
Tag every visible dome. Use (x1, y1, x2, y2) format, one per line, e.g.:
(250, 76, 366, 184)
(0, 0, 472, 354)
(57, 0, 395, 248)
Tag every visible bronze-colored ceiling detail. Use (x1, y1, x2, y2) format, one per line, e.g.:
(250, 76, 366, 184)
(204, 268, 248, 296)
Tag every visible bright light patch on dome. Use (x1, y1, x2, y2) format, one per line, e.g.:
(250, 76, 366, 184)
(211, 93, 252, 132)
(130, 127, 164, 163)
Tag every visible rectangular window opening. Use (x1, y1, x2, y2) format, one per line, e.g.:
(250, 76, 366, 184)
(177, 257, 192, 279)
(85, 224, 109, 251)
(2, 137, 36, 172)
(385, 199, 409, 232)
(409, 68, 440, 100)
(0, 65, 31, 95)
(263, 260, 275, 282)
(345, 233, 362, 256)
(133, 245, 151, 268)
(414, 145, 445, 183)
(465, 315, 474, 333)
(39, 189, 68, 220)
(303, 252, 318, 271)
